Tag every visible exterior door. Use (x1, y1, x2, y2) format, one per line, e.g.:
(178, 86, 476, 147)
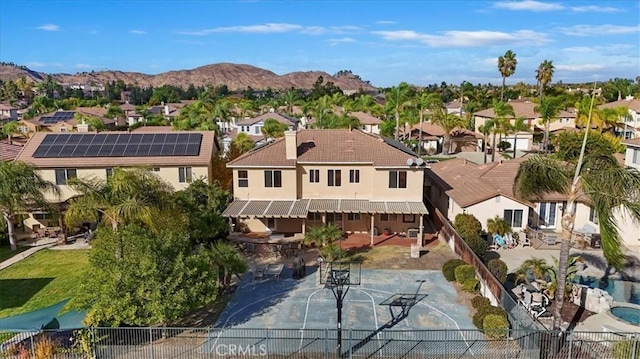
(538, 202, 557, 229)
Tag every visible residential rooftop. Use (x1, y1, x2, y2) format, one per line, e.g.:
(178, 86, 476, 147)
(473, 100, 576, 119)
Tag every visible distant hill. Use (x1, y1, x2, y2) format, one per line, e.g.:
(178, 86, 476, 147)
(0, 62, 376, 92)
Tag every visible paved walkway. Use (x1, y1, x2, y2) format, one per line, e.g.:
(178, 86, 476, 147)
(0, 238, 91, 271)
(0, 241, 56, 270)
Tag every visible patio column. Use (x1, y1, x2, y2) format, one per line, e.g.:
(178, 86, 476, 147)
(301, 218, 306, 234)
(322, 214, 326, 225)
(418, 215, 424, 247)
(228, 218, 234, 233)
(370, 214, 375, 247)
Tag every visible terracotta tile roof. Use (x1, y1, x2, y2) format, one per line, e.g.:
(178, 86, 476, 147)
(348, 111, 382, 125)
(623, 137, 640, 147)
(0, 104, 17, 110)
(120, 103, 136, 111)
(131, 126, 176, 132)
(228, 129, 420, 167)
(428, 156, 575, 208)
(407, 123, 483, 139)
(236, 112, 298, 126)
(15, 131, 218, 168)
(474, 101, 576, 120)
(598, 98, 640, 113)
(0, 140, 23, 161)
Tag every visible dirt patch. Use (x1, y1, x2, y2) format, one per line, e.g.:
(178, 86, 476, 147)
(551, 300, 595, 325)
(168, 292, 232, 327)
(347, 239, 458, 270)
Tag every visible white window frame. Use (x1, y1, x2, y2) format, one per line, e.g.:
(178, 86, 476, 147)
(633, 149, 640, 165)
(328, 169, 341, 187)
(538, 202, 557, 229)
(589, 207, 599, 225)
(503, 209, 524, 228)
(238, 170, 248, 187)
(179, 166, 193, 183)
(389, 170, 407, 188)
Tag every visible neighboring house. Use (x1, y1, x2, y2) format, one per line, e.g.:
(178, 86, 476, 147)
(598, 96, 640, 139)
(121, 103, 181, 127)
(222, 129, 429, 245)
(406, 123, 481, 154)
(0, 104, 19, 122)
(425, 157, 599, 240)
(25, 108, 116, 133)
(222, 110, 299, 152)
(614, 137, 640, 248)
(348, 111, 383, 134)
(444, 99, 464, 117)
(0, 140, 23, 161)
(473, 100, 576, 151)
(15, 130, 219, 230)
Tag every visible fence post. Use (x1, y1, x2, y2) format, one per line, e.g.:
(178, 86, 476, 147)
(504, 328, 510, 359)
(632, 334, 638, 359)
(324, 328, 329, 359)
(265, 329, 270, 359)
(30, 334, 35, 358)
(348, 329, 353, 359)
(567, 332, 573, 359)
(91, 326, 97, 359)
(149, 327, 154, 359)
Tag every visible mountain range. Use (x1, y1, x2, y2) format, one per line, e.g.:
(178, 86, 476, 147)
(0, 63, 377, 92)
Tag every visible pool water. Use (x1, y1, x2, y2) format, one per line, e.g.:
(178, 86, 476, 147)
(574, 276, 640, 305)
(610, 306, 640, 326)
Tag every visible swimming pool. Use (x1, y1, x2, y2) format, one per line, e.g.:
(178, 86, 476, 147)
(610, 306, 640, 326)
(574, 276, 640, 305)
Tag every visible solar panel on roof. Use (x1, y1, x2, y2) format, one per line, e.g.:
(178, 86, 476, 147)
(33, 133, 204, 158)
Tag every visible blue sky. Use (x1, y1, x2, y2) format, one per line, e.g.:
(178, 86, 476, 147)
(0, 0, 638, 87)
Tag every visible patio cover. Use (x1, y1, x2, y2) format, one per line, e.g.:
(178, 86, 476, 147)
(223, 199, 427, 217)
(0, 299, 86, 331)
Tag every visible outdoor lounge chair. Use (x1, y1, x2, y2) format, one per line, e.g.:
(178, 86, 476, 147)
(518, 291, 532, 310)
(493, 234, 507, 249)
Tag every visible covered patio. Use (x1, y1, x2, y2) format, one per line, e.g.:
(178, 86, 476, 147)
(222, 198, 429, 247)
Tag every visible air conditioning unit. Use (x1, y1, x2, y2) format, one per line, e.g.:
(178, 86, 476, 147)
(407, 228, 419, 239)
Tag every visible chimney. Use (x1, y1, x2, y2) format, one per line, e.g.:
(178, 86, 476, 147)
(77, 120, 90, 133)
(285, 130, 297, 160)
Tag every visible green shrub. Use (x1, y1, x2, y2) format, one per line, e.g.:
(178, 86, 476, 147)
(454, 213, 482, 239)
(465, 233, 487, 262)
(462, 279, 480, 293)
(455, 265, 476, 284)
(613, 339, 640, 359)
(472, 305, 507, 330)
(483, 314, 510, 338)
(487, 259, 508, 283)
(442, 259, 466, 282)
(471, 295, 491, 310)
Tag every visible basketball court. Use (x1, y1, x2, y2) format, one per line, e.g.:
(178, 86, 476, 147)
(202, 265, 484, 357)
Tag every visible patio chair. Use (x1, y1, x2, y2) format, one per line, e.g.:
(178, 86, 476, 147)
(518, 291, 532, 310)
(520, 234, 531, 247)
(252, 267, 265, 282)
(493, 234, 507, 249)
(530, 292, 549, 318)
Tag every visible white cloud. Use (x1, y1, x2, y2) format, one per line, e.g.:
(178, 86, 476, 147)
(492, 1, 563, 12)
(375, 20, 396, 25)
(555, 64, 605, 71)
(24, 61, 63, 68)
(35, 24, 60, 31)
(130, 30, 147, 35)
(570, 5, 621, 13)
(558, 24, 640, 36)
(176, 23, 363, 36)
(75, 64, 95, 69)
(371, 29, 550, 47)
(327, 37, 356, 45)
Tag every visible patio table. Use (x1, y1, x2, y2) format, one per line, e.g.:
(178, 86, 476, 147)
(263, 264, 284, 282)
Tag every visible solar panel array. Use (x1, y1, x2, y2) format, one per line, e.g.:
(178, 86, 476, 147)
(39, 111, 76, 124)
(32, 133, 203, 158)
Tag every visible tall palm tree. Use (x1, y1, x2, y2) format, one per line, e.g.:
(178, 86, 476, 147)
(510, 117, 530, 158)
(414, 92, 440, 156)
(385, 82, 412, 140)
(535, 60, 555, 102)
(535, 96, 562, 153)
(64, 168, 176, 232)
(0, 161, 59, 250)
(430, 106, 467, 155)
(478, 123, 492, 164)
(514, 88, 640, 330)
(498, 50, 517, 102)
(490, 101, 515, 162)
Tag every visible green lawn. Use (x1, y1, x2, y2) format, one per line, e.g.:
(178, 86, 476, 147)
(0, 249, 90, 318)
(0, 245, 28, 263)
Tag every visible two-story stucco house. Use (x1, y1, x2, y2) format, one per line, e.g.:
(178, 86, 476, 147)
(222, 129, 429, 246)
(615, 138, 640, 248)
(473, 100, 576, 152)
(425, 157, 602, 247)
(0, 104, 19, 122)
(599, 97, 640, 139)
(222, 111, 299, 152)
(15, 130, 218, 230)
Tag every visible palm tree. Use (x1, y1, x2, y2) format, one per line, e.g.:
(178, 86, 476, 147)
(281, 89, 300, 114)
(205, 241, 248, 288)
(478, 123, 492, 164)
(429, 104, 466, 155)
(510, 117, 530, 158)
(385, 82, 412, 140)
(232, 133, 256, 154)
(487, 216, 512, 236)
(414, 92, 440, 156)
(498, 50, 517, 101)
(0, 161, 59, 250)
(303, 224, 343, 248)
(261, 118, 289, 139)
(535, 60, 555, 103)
(518, 257, 551, 283)
(490, 101, 515, 162)
(514, 89, 640, 330)
(64, 168, 176, 232)
(535, 96, 562, 153)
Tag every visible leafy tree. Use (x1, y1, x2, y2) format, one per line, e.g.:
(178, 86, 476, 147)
(0, 161, 59, 250)
(554, 130, 625, 161)
(261, 118, 289, 139)
(1, 121, 19, 144)
(105, 106, 125, 119)
(232, 133, 256, 154)
(64, 168, 176, 232)
(385, 82, 412, 140)
(454, 213, 482, 239)
(78, 224, 217, 326)
(545, 256, 580, 298)
(498, 50, 517, 101)
(204, 240, 248, 288)
(173, 180, 232, 245)
(515, 129, 640, 329)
